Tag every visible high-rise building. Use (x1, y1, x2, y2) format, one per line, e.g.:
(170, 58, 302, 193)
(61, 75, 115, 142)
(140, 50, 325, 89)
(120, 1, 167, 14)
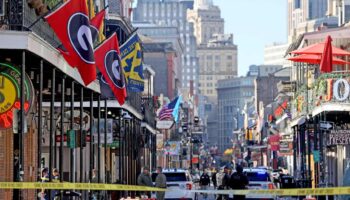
(217, 75, 256, 153)
(188, 0, 224, 45)
(287, 0, 341, 42)
(197, 34, 238, 103)
(264, 43, 289, 67)
(133, 22, 184, 92)
(133, 0, 199, 96)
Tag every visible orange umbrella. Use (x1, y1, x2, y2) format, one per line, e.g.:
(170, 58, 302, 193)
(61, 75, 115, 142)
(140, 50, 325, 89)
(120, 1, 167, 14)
(291, 42, 350, 56)
(288, 54, 349, 65)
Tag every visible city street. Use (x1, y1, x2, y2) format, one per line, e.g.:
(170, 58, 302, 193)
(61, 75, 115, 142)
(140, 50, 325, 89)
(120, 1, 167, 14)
(0, 0, 350, 199)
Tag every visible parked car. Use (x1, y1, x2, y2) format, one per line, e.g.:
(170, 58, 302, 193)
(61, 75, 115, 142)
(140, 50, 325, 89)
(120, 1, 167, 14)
(244, 168, 276, 200)
(152, 169, 196, 200)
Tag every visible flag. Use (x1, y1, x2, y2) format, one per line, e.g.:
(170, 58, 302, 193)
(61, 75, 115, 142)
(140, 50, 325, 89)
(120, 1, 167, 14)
(158, 96, 180, 121)
(172, 95, 182, 122)
(45, 0, 96, 85)
(320, 35, 333, 73)
(120, 33, 144, 92)
(94, 33, 127, 105)
(90, 9, 105, 43)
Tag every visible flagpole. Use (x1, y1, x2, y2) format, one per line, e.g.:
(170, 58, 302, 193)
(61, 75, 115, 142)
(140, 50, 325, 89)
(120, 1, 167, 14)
(27, 0, 64, 30)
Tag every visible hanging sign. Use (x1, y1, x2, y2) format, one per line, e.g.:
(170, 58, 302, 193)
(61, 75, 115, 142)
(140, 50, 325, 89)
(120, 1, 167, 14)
(327, 130, 350, 146)
(0, 63, 34, 130)
(269, 134, 280, 151)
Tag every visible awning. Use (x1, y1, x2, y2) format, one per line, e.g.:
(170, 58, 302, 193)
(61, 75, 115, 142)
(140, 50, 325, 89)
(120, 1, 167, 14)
(275, 113, 288, 125)
(141, 122, 157, 134)
(312, 103, 350, 117)
(288, 54, 349, 65)
(291, 42, 350, 56)
(290, 116, 306, 127)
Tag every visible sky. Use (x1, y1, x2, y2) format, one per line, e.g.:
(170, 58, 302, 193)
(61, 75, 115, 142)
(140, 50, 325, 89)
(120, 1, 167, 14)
(213, 0, 287, 76)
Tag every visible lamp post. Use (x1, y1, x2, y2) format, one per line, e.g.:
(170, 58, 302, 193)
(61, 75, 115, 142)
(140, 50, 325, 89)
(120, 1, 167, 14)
(165, 141, 171, 169)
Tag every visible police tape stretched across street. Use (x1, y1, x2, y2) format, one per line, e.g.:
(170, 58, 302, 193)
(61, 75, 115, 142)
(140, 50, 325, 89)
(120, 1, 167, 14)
(1, 182, 350, 196)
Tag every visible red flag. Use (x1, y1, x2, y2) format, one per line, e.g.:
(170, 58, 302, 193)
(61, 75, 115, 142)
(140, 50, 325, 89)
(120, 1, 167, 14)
(320, 35, 333, 73)
(45, 0, 96, 85)
(90, 9, 105, 43)
(94, 33, 127, 105)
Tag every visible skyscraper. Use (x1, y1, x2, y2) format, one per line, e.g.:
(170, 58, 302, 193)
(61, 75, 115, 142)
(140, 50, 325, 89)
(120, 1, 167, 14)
(188, 0, 237, 101)
(287, 0, 346, 43)
(188, 0, 224, 45)
(133, 0, 199, 96)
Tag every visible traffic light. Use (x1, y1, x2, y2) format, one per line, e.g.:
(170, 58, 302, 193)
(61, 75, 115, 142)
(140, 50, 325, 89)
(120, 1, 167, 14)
(27, 0, 49, 16)
(194, 116, 199, 126)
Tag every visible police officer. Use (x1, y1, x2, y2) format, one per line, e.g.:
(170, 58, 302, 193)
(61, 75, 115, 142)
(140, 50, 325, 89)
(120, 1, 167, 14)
(230, 165, 249, 200)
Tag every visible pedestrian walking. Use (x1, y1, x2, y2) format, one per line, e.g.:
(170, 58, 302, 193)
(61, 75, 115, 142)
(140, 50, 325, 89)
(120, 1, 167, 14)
(52, 168, 60, 200)
(155, 166, 167, 200)
(40, 168, 49, 200)
(90, 169, 99, 200)
(230, 165, 249, 200)
(199, 170, 211, 199)
(217, 166, 231, 200)
(212, 169, 217, 189)
(137, 166, 153, 198)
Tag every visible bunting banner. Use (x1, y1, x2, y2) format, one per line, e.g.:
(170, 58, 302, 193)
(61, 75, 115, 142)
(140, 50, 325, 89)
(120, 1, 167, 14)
(94, 33, 127, 105)
(45, 0, 96, 85)
(120, 33, 144, 92)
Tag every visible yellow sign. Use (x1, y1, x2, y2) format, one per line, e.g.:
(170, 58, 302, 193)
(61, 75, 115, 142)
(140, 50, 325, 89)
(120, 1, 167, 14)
(0, 75, 17, 114)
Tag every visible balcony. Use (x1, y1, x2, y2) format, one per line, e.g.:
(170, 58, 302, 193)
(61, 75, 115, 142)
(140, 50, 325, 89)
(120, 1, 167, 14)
(1, 1, 61, 48)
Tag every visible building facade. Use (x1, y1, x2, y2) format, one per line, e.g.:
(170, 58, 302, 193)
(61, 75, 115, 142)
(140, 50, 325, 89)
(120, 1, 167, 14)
(134, 22, 184, 92)
(143, 42, 178, 100)
(217, 76, 255, 153)
(287, 0, 341, 42)
(187, 0, 224, 45)
(133, 0, 199, 96)
(197, 34, 238, 102)
(264, 43, 290, 67)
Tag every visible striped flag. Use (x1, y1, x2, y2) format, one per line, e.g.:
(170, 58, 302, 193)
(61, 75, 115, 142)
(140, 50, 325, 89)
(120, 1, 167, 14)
(158, 96, 180, 121)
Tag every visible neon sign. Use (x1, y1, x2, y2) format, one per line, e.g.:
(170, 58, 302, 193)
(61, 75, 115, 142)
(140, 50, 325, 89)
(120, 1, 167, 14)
(0, 63, 34, 129)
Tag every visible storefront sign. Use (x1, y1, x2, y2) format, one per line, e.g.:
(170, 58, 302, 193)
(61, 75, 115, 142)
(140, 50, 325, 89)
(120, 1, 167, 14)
(164, 141, 181, 156)
(323, 78, 350, 102)
(156, 134, 164, 150)
(0, 63, 34, 130)
(156, 120, 174, 129)
(279, 141, 293, 156)
(269, 135, 280, 151)
(327, 130, 350, 146)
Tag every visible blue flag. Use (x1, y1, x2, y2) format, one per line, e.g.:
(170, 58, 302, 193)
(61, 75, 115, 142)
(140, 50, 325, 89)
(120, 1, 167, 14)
(120, 33, 144, 92)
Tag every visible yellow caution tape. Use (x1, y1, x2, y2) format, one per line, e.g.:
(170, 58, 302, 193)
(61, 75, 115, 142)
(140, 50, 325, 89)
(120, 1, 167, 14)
(190, 187, 350, 196)
(1, 182, 350, 196)
(0, 182, 165, 191)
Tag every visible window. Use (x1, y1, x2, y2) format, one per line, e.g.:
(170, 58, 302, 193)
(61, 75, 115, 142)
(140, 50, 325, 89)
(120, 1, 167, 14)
(207, 55, 212, 60)
(227, 55, 232, 60)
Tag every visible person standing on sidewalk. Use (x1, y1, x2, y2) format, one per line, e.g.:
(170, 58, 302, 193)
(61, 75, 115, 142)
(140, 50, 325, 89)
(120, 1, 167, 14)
(212, 169, 217, 189)
(155, 166, 167, 200)
(217, 166, 231, 200)
(200, 170, 211, 199)
(230, 165, 249, 200)
(137, 166, 153, 198)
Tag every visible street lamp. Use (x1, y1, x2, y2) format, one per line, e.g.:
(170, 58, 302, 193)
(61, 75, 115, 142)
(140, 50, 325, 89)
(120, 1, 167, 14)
(165, 141, 171, 169)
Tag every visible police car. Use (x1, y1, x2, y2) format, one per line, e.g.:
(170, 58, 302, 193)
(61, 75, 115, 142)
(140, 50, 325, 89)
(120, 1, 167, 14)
(243, 168, 276, 200)
(151, 169, 196, 200)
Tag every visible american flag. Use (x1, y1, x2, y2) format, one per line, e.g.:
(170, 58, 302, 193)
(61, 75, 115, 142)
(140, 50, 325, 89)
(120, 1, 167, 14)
(158, 96, 179, 121)
(158, 105, 173, 120)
